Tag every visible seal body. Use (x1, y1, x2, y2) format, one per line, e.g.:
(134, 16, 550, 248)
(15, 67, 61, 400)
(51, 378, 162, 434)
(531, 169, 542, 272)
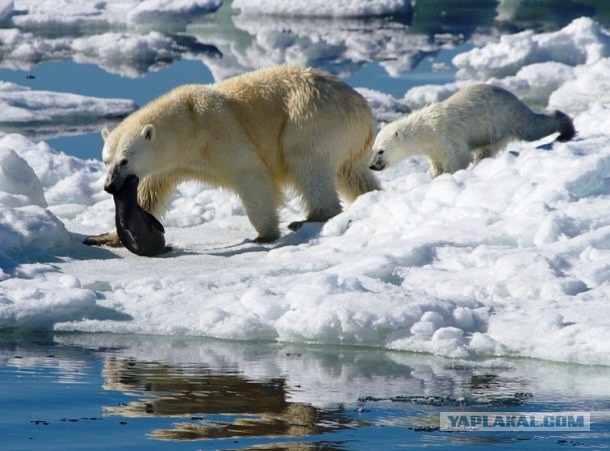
(113, 175, 170, 257)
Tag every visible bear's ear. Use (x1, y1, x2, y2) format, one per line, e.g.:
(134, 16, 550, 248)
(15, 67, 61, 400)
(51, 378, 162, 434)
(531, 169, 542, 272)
(101, 127, 111, 141)
(141, 124, 155, 141)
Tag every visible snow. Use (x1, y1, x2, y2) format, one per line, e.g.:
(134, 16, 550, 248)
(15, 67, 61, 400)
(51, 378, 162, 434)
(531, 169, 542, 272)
(1, 13, 610, 366)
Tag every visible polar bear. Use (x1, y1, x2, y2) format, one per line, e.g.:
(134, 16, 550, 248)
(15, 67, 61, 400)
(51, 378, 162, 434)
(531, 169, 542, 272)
(84, 65, 379, 246)
(370, 84, 575, 177)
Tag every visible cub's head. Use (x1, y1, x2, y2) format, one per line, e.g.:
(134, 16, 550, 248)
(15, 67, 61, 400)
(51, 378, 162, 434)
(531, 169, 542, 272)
(102, 123, 157, 194)
(369, 120, 408, 171)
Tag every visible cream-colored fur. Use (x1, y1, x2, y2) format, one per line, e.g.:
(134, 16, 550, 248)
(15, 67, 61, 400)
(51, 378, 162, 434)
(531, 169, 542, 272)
(86, 65, 379, 246)
(370, 84, 575, 177)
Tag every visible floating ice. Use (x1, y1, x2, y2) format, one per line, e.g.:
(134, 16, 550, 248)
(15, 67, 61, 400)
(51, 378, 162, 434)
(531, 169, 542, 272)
(0, 82, 136, 139)
(1, 17, 610, 366)
(454, 17, 610, 80)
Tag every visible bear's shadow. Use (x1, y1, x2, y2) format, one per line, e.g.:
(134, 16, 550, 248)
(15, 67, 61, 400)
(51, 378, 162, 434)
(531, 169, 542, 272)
(209, 222, 324, 257)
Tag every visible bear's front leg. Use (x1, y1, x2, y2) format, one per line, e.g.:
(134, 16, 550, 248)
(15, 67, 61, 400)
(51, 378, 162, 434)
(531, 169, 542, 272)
(83, 228, 122, 248)
(233, 170, 281, 243)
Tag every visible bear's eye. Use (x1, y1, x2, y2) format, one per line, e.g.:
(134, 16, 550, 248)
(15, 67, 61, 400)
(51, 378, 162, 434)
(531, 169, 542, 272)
(377, 150, 384, 155)
(394, 131, 399, 138)
(119, 158, 128, 167)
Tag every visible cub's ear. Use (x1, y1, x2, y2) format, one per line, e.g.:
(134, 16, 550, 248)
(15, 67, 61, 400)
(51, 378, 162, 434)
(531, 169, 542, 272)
(141, 124, 155, 141)
(101, 127, 111, 141)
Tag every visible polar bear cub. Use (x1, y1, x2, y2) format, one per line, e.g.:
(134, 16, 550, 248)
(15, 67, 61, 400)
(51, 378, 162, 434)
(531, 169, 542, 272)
(370, 84, 575, 177)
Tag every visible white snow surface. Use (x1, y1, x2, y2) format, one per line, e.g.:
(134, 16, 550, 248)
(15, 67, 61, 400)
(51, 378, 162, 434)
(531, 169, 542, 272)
(2, 17, 610, 366)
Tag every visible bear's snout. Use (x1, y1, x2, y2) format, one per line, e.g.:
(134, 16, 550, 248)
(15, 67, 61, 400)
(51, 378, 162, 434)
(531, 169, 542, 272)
(369, 152, 386, 171)
(104, 176, 125, 195)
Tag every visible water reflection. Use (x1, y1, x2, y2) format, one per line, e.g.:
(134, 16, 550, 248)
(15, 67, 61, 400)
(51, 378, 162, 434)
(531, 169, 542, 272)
(1, 0, 608, 81)
(0, 330, 96, 384)
(2, 333, 610, 448)
(101, 356, 359, 442)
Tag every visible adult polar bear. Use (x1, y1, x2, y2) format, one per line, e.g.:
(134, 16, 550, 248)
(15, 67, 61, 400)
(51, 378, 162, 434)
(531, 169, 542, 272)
(85, 65, 379, 246)
(370, 84, 575, 177)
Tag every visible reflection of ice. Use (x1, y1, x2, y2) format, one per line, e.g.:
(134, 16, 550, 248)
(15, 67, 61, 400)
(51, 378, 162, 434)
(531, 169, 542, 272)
(0, 1, 221, 77)
(190, 15, 442, 81)
(57, 334, 610, 409)
(1, 339, 95, 385)
(0, 29, 183, 76)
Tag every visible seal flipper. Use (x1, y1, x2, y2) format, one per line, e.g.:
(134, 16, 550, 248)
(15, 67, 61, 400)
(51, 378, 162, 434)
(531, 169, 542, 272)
(144, 210, 165, 233)
(121, 227, 143, 254)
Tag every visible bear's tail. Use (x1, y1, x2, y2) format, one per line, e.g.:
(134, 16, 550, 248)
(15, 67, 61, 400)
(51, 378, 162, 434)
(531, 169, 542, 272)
(554, 110, 576, 142)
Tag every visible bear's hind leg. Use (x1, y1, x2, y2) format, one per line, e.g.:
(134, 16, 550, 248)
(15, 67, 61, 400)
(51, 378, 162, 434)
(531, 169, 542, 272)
(337, 161, 380, 203)
(472, 146, 492, 165)
(288, 161, 342, 231)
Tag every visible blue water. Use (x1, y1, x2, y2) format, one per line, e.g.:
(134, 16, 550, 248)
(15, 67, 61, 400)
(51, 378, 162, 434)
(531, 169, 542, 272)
(2, 333, 610, 450)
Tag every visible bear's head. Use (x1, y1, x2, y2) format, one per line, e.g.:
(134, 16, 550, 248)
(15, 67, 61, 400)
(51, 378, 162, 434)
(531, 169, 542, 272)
(102, 123, 161, 194)
(369, 120, 408, 171)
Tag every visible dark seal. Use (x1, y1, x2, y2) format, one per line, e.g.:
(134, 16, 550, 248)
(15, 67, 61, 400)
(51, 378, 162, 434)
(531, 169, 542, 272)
(113, 175, 171, 257)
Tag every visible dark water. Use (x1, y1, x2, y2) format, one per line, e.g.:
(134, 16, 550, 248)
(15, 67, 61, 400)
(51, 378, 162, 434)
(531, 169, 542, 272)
(2, 1, 610, 449)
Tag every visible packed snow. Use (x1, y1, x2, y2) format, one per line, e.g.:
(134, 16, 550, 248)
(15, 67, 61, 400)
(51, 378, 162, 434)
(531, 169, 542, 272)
(1, 12, 610, 366)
